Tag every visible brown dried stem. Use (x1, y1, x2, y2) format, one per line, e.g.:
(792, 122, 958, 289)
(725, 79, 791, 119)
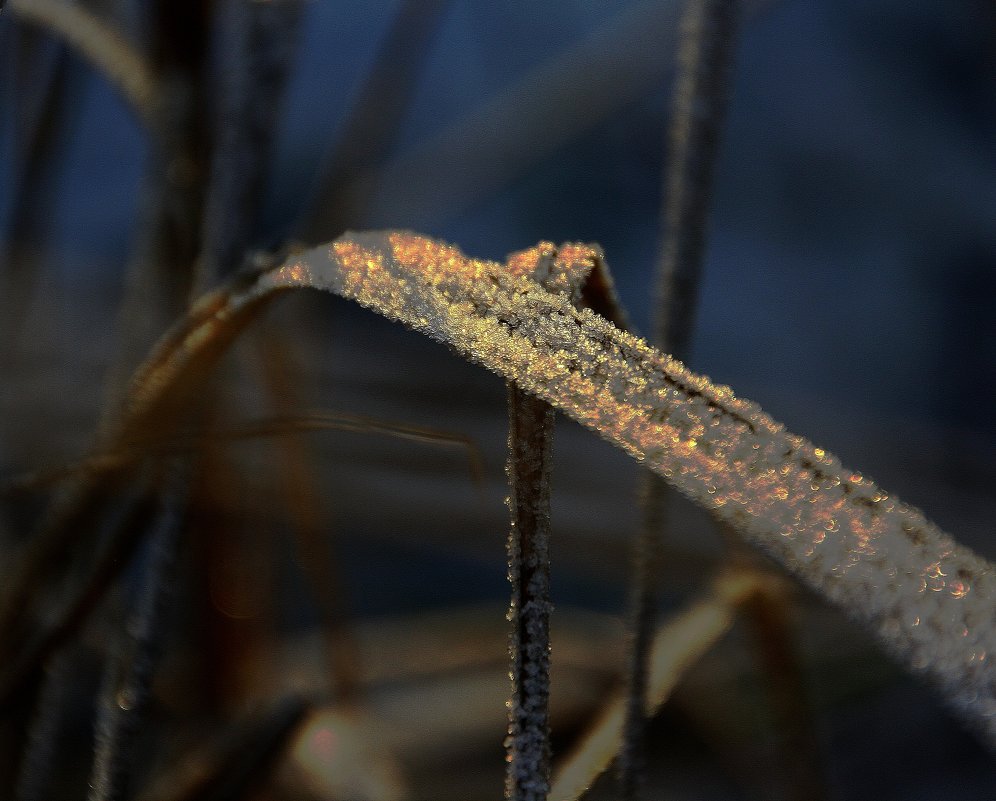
(739, 564, 826, 801)
(1, 411, 485, 496)
(255, 332, 364, 703)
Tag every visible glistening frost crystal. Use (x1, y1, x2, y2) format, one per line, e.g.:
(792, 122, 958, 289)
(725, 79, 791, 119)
(254, 231, 994, 745)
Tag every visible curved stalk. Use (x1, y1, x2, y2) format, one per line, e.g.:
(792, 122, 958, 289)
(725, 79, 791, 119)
(7, 0, 156, 125)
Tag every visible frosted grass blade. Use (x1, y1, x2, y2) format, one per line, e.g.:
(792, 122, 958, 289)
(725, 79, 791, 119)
(252, 231, 995, 745)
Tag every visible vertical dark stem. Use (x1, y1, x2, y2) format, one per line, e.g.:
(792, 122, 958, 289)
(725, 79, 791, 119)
(653, 0, 741, 358)
(195, 0, 302, 293)
(0, 482, 159, 712)
(87, 467, 187, 801)
(8, 670, 47, 801)
(182, 0, 300, 717)
(619, 476, 666, 798)
(0, 28, 79, 367)
(183, 0, 303, 696)
(620, 0, 742, 797)
(505, 385, 555, 801)
(295, 0, 450, 241)
(102, 0, 212, 416)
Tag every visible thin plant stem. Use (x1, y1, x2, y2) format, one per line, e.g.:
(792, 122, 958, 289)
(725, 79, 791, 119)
(505, 385, 556, 801)
(6, 0, 157, 125)
(183, 416, 276, 713)
(13, 650, 74, 801)
(295, 0, 451, 242)
(621, 0, 743, 795)
(0, 281, 277, 659)
(503, 242, 609, 800)
(88, 466, 188, 801)
(618, 478, 665, 797)
(195, 0, 303, 293)
(184, 4, 300, 718)
(1, 2, 212, 708)
(739, 566, 826, 801)
(653, 0, 742, 358)
(0, 32, 79, 583)
(0, 475, 125, 657)
(1, 410, 485, 495)
(100, 0, 211, 419)
(255, 332, 364, 703)
(0, 482, 161, 713)
(0, 29, 78, 361)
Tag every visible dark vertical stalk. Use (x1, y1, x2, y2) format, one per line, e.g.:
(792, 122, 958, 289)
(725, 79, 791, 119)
(653, 0, 741, 358)
(180, 0, 301, 716)
(0, 35, 78, 663)
(3, 481, 159, 799)
(87, 466, 187, 801)
(0, 27, 78, 363)
(505, 385, 556, 801)
(102, 0, 212, 417)
(3, 11, 207, 785)
(295, 0, 450, 241)
(0, 482, 160, 712)
(619, 477, 665, 798)
(195, 0, 303, 293)
(620, 1, 742, 798)
(14, 658, 67, 801)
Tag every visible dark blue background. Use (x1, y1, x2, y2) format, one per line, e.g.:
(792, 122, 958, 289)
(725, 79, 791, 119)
(1, 2, 994, 797)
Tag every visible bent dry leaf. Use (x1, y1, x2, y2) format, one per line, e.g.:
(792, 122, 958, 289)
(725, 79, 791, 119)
(551, 570, 764, 801)
(7, 0, 157, 126)
(249, 231, 995, 746)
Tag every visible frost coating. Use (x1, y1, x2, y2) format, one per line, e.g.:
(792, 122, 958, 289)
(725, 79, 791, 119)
(502, 242, 601, 801)
(257, 231, 996, 745)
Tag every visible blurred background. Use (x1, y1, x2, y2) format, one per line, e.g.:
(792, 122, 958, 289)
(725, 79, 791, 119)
(0, 1, 994, 799)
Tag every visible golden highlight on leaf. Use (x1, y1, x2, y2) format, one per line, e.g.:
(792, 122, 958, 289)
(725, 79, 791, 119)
(38, 230, 988, 745)
(252, 231, 995, 745)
